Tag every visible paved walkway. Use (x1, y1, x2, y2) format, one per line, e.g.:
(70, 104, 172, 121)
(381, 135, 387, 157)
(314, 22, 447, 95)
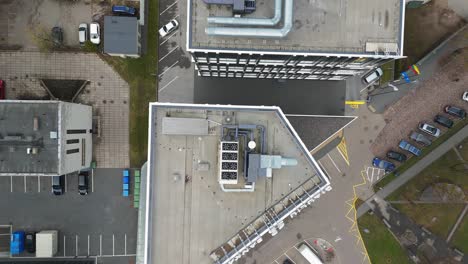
(357, 124, 468, 217)
(368, 24, 468, 114)
(447, 204, 468, 242)
(0, 51, 130, 168)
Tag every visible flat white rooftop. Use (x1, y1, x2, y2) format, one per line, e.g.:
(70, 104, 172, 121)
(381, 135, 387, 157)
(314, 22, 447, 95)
(145, 103, 330, 264)
(188, 0, 405, 56)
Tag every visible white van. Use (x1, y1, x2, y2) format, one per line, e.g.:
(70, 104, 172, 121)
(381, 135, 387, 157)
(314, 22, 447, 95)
(363, 68, 383, 84)
(298, 244, 323, 264)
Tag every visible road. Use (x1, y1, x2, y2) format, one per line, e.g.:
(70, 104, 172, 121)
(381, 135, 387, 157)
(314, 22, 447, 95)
(357, 124, 468, 218)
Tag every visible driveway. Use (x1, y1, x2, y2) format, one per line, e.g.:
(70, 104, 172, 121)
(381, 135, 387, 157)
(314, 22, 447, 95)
(0, 0, 106, 50)
(0, 51, 130, 168)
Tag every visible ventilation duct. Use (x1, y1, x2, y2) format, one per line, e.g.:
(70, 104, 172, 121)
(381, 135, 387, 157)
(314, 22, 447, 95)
(205, 0, 293, 38)
(207, 0, 282, 26)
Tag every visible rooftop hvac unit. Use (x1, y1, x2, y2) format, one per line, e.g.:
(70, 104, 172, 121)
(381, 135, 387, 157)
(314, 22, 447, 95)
(219, 141, 239, 184)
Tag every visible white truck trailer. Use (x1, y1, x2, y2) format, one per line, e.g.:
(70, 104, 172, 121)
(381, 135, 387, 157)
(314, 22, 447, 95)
(36, 230, 58, 257)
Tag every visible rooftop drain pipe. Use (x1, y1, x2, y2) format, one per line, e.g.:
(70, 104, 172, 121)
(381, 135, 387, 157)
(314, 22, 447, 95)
(207, 0, 282, 26)
(205, 0, 293, 38)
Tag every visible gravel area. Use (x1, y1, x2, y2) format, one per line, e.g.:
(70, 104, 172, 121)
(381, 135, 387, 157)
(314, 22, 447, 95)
(371, 48, 468, 158)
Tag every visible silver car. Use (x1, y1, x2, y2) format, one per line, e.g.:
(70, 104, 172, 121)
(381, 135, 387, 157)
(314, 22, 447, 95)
(418, 123, 441, 137)
(78, 23, 88, 46)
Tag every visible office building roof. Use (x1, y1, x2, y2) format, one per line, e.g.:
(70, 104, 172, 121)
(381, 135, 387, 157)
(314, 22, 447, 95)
(188, 0, 405, 57)
(0, 101, 59, 175)
(144, 103, 331, 264)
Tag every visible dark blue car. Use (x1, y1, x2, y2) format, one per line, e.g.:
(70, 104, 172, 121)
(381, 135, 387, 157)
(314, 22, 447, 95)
(112, 5, 136, 16)
(372, 157, 396, 172)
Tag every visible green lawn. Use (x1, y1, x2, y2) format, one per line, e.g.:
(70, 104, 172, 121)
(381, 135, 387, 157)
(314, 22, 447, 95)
(374, 119, 468, 192)
(392, 204, 464, 238)
(358, 213, 411, 264)
(452, 217, 468, 253)
(379, 60, 395, 84)
(103, 0, 158, 167)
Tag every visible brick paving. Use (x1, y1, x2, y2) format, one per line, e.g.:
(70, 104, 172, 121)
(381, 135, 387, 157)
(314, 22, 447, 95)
(0, 51, 129, 168)
(370, 48, 468, 158)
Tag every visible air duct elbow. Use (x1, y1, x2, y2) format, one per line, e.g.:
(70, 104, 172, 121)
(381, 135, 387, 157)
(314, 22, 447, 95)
(205, 0, 293, 38)
(207, 0, 282, 26)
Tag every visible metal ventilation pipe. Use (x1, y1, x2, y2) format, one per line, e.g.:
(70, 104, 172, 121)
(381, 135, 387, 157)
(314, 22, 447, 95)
(207, 0, 282, 26)
(205, 0, 293, 38)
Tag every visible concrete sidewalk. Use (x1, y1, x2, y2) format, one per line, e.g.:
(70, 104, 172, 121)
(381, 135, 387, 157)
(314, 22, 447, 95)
(357, 124, 468, 218)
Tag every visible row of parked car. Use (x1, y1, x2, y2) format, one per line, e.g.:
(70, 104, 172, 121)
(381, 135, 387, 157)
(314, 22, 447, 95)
(373, 100, 467, 173)
(52, 171, 89, 196)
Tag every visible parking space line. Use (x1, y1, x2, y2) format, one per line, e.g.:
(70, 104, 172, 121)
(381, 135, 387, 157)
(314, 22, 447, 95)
(160, 1, 178, 15)
(160, 32, 177, 45)
(112, 234, 115, 256)
(159, 76, 179, 92)
(159, 46, 179, 62)
(284, 253, 296, 263)
(125, 234, 127, 255)
(75, 235, 78, 256)
(65, 174, 67, 193)
(317, 160, 331, 178)
(10, 176, 12, 192)
(100, 234, 102, 256)
(63, 236, 66, 257)
(327, 153, 342, 173)
(38, 176, 40, 192)
(24, 176, 26, 193)
(159, 60, 179, 77)
(87, 235, 90, 256)
(92, 169, 94, 193)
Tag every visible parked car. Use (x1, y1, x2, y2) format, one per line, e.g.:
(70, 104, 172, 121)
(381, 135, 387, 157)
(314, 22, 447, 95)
(52, 175, 65, 195)
(112, 5, 136, 16)
(463, 91, 468, 102)
(283, 259, 293, 264)
(90, 22, 101, 45)
(25, 232, 36, 253)
(418, 123, 441, 137)
(434, 115, 453, 128)
(399, 140, 422, 156)
(159, 19, 179, 37)
(372, 157, 396, 172)
(386, 151, 407, 162)
(78, 23, 88, 46)
(362, 68, 383, 84)
(410, 131, 432, 146)
(444, 105, 465, 119)
(0, 79, 5, 99)
(78, 171, 89, 195)
(51, 27, 63, 47)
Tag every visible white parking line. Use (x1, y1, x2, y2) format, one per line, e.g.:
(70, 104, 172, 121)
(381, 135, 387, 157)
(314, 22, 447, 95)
(75, 235, 78, 256)
(125, 234, 127, 255)
(327, 153, 342, 173)
(159, 46, 179, 62)
(87, 235, 90, 256)
(160, 1, 178, 15)
(63, 236, 66, 257)
(24, 176, 26, 193)
(284, 253, 296, 263)
(317, 160, 331, 178)
(160, 32, 177, 45)
(159, 76, 179, 92)
(91, 169, 94, 193)
(159, 60, 179, 77)
(65, 174, 67, 193)
(38, 176, 40, 192)
(100, 234, 102, 256)
(10, 176, 12, 192)
(112, 234, 115, 256)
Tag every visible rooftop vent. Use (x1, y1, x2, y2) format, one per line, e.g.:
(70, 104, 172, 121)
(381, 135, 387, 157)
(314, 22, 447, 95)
(219, 141, 239, 184)
(202, 0, 256, 14)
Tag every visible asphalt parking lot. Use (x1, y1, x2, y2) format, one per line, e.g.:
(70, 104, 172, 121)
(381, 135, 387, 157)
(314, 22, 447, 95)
(157, 0, 195, 103)
(0, 169, 137, 262)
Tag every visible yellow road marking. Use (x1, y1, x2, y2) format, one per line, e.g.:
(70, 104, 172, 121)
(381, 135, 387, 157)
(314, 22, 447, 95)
(337, 137, 350, 166)
(345, 101, 365, 109)
(344, 168, 371, 264)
